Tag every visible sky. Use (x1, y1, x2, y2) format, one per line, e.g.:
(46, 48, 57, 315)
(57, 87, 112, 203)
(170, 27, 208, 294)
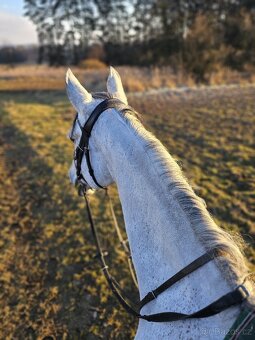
(0, 0, 37, 46)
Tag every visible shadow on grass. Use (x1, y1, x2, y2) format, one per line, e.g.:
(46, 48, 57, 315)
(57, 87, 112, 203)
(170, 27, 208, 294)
(0, 109, 105, 339)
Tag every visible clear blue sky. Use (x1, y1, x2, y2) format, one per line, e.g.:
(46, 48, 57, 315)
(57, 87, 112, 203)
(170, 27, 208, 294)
(0, 0, 37, 45)
(0, 0, 24, 15)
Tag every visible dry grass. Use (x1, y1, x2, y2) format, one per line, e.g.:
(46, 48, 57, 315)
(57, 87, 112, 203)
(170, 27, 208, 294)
(0, 69, 255, 339)
(1, 64, 255, 92)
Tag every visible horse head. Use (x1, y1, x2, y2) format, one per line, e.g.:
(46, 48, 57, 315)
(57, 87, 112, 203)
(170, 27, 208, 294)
(66, 66, 127, 192)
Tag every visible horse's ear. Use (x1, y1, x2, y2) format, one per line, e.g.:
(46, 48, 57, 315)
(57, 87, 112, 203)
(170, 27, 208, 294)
(107, 66, 128, 105)
(66, 68, 92, 112)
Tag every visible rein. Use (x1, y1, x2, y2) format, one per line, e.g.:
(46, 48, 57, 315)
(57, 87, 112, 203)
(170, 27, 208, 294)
(70, 97, 250, 323)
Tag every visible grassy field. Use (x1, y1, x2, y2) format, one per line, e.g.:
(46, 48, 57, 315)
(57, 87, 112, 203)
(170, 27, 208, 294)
(1, 64, 255, 92)
(0, 72, 255, 339)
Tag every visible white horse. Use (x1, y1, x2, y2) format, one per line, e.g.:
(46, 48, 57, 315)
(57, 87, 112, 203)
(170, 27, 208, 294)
(66, 67, 254, 339)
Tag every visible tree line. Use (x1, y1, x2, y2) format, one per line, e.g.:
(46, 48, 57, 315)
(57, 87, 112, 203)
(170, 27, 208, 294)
(24, 0, 255, 80)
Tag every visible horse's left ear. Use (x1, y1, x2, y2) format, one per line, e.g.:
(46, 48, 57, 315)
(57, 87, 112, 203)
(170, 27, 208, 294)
(107, 66, 128, 105)
(66, 68, 92, 113)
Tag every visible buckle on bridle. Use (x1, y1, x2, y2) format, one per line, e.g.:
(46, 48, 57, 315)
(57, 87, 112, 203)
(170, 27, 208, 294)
(75, 179, 87, 196)
(237, 284, 249, 300)
(150, 290, 157, 300)
(101, 265, 109, 272)
(77, 145, 84, 152)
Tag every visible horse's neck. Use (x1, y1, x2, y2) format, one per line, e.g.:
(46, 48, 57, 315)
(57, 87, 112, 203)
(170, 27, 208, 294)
(97, 111, 237, 315)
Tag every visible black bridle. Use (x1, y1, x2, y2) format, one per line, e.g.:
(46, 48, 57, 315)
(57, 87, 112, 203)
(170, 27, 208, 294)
(69, 96, 250, 323)
(70, 97, 128, 190)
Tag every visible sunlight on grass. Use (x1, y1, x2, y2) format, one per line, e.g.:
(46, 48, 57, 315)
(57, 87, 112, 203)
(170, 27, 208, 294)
(0, 86, 254, 338)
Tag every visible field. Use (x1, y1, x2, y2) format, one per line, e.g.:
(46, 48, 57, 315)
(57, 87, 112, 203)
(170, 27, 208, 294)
(0, 66, 255, 339)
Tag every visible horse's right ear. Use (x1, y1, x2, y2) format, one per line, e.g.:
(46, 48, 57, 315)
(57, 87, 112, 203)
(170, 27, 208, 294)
(107, 66, 128, 105)
(66, 68, 92, 112)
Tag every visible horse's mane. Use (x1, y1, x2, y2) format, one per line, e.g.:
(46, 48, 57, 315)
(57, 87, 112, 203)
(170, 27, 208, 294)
(116, 106, 250, 286)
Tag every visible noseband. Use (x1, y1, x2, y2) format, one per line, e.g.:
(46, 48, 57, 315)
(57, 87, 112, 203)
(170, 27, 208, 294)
(69, 96, 250, 323)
